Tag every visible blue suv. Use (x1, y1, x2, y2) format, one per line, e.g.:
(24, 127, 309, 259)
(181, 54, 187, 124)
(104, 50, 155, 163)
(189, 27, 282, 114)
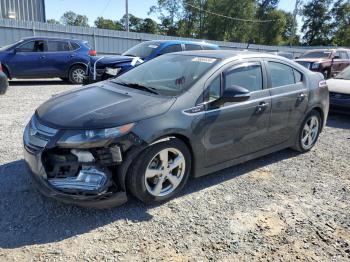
(86, 40, 219, 83)
(0, 37, 96, 84)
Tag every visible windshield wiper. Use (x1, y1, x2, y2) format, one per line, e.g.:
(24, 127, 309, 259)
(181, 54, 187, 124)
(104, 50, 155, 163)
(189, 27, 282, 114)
(113, 80, 159, 95)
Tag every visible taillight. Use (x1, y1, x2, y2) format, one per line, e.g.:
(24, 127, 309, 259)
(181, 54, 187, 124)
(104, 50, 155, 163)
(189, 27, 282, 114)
(88, 50, 97, 56)
(0, 63, 3, 72)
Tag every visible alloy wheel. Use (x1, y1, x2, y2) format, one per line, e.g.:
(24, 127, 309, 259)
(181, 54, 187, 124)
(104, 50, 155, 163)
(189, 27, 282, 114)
(72, 68, 85, 84)
(144, 148, 186, 197)
(301, 115, 319, 150)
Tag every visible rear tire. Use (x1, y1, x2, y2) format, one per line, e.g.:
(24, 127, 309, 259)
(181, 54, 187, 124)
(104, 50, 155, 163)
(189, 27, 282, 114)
(127, 139, 191, 203)
(68, 65, 86, 84)
(292, 110, 322, 153)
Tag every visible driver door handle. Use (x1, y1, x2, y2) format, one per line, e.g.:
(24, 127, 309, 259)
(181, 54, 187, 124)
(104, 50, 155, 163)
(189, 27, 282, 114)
(40, 55, 46, 59)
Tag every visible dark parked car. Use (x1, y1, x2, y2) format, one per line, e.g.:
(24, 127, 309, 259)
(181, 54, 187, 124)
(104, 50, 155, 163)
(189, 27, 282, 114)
(295, 49, 350, 79)
(0, 37, 96, 84)
(85, 40, 219, 83)
(0, 63, 9, 95)
(24, 51, 329, 208)
(327, 65, 350, 114)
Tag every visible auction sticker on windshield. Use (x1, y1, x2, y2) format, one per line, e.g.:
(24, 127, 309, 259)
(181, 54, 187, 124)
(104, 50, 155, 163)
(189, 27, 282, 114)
(192, 57, 217, 63)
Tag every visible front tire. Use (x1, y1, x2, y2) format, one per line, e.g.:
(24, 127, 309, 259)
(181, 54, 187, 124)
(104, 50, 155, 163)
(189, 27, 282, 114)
(127, 139, 191, 203)
(69, 65, 86, 84)
(292, 110, 322, 153)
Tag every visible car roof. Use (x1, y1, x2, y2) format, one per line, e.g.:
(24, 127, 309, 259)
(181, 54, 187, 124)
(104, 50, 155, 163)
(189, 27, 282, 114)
(169, 50, 278, 59)
(144, 40, 218, 48)
(21, 36, 86, 43)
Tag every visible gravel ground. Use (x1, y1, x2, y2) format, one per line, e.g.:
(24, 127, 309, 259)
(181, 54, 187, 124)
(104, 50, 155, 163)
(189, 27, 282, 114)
(0, 80, 349, 261)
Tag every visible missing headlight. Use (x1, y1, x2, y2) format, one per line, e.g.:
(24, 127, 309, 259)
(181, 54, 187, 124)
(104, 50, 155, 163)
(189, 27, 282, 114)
(48, 166, 111, 194)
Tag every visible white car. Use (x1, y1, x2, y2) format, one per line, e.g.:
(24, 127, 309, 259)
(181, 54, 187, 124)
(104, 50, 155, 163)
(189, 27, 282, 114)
(327, 66, 350, 113)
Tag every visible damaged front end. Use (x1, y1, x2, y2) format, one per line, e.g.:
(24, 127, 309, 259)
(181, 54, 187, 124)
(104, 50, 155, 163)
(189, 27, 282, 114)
(23, 115, 144, 208)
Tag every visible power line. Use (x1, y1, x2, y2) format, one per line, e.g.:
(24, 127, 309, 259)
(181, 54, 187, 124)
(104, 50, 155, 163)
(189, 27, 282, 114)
(99, 0, 112, 17)
(185, 2, 278, 23)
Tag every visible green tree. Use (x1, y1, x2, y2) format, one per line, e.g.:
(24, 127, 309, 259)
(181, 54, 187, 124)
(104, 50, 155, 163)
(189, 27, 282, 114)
(94, 17, 124, 30)
(46, 18, 60, 24)
(138, 18, 160, 34)
(149, 0, 182, 35)
(120, 14, 143, 32)
(301, 0, 332, 45)
(60, 11, 89, 27)
(331, 0, 350, 46)
(202, 0, 257, 42)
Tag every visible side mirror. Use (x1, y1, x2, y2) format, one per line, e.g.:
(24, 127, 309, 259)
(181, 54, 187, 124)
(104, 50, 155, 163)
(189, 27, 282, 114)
(13, 48, 18, 54)
(295, 56, 299, 59)
(221, 85, 250, 103)
(333, 55, 340, 60)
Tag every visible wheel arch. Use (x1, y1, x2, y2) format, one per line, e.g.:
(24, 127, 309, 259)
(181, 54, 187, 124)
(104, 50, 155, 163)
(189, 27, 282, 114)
(309, 106, 325, 131)
(1, 63, 11, 79)
(117, 133, 195, 192)
(67, 62, 88, 76)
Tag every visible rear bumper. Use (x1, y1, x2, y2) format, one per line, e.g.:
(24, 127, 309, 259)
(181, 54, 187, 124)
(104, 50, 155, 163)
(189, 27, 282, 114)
(23, 147, 128, 209)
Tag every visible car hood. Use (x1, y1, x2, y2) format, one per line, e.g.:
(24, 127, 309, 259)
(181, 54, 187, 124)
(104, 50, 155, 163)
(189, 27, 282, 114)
(36, 82, 176, 129)
(90, 55, 135, 66)
(327, 78, 350, 94)
(295, 58, 329, 63)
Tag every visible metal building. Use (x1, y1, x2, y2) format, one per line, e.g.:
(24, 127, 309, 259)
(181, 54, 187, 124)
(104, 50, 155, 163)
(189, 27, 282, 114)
(0, 0, 46, 22)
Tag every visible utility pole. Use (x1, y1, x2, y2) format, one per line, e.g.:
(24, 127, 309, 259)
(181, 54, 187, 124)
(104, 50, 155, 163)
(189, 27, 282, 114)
(125, 0, 129, 32)
(199, 0, 204, 38)
(290, 0, 302, 46)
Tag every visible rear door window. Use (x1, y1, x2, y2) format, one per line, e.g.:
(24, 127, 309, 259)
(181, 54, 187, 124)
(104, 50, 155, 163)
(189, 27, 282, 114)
(160, 44, 182, 54)
(47, 41, 70, 52)
(185, 44, 202, 51)
(267, 62, 295, 88)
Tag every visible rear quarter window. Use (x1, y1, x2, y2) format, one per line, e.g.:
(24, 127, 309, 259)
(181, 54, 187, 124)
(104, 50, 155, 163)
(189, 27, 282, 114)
(293, 69, 303, 83)
(70, 42, 81, 51)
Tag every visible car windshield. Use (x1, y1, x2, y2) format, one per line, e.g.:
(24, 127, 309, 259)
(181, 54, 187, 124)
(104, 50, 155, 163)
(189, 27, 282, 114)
(0, 40, 24, 51)
(122, 41, 160, 59)
(114, 54, 218, 96)
(335, 66, 350, 80)
(300, 51, 331, 59)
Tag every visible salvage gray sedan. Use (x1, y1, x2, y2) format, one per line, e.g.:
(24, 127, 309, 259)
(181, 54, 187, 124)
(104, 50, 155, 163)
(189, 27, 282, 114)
(23, 51, 329, 208)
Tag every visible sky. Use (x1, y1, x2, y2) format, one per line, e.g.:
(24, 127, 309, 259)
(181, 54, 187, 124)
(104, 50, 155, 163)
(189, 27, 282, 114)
(46, 0, 298, 25)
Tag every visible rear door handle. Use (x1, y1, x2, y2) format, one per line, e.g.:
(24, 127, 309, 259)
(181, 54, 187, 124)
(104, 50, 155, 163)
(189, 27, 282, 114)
(40, 55, 46, 59)
(297, 93, 306, 101)
(256, 102, 269, 114)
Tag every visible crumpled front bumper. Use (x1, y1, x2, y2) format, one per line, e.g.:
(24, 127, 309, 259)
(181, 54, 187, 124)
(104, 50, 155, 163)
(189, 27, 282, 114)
(23, 145, 128, 209)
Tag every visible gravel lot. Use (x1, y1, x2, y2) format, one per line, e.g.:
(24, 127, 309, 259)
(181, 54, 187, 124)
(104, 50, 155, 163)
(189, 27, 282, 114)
(0, 80, 349, 261)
